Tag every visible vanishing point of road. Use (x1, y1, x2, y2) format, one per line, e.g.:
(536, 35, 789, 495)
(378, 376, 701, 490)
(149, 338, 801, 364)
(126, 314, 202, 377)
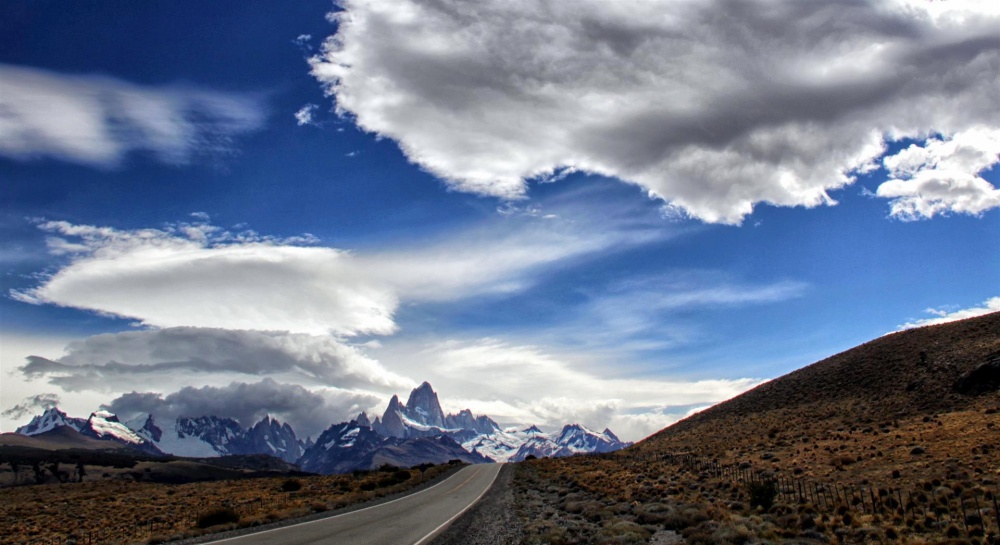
(204, 463, 503, 545)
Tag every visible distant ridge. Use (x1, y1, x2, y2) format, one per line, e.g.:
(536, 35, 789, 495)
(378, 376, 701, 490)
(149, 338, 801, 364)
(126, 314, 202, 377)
(0, 426, 128, 451)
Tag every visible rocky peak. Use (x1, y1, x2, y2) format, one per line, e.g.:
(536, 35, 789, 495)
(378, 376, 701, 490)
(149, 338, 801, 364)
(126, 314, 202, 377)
(15, 407, 86, 436)
(140, 414, 162, 442)
(237, 415, 302, 464)
(355, 411, 371, 428)
(404, 382, 446, 428)
(379, 395, 407, 438)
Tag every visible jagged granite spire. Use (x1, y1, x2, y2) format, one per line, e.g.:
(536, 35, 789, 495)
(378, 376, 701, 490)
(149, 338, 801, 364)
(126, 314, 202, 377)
(404, 381, 446, 428)
(379, 395, 407, 438)
(355, 411, 371, 428)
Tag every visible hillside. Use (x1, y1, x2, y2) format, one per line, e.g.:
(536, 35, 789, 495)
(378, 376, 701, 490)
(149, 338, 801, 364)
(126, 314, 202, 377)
(634, 311, 1000, 484)
(514, 313, 1000, 544)
(0, 427, 127, 451)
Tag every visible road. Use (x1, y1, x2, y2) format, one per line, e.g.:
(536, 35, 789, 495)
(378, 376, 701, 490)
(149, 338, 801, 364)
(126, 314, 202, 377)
(203, 463, 503, 545)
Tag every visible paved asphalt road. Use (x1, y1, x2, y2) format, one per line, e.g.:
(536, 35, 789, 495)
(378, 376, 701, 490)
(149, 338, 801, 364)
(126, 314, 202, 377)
(203, 463, 503, 545)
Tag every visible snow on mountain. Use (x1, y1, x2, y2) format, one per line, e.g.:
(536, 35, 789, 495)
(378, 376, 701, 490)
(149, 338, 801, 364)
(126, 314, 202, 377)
(367, 383, 630, 463)
(80, 410, 163, 455)
(15, 407, 86, 436)
(556, 424, 629, 455)
(235, 416, 303, 463)
(298, 419, 393, 474)
(83, 410, 144, 444)
(128, 414, 229, 458)
(499, 424, 632, 462)
(403, 381, 446, 428)
(129, 414, 302, 461)
(12, 383, 631, 469)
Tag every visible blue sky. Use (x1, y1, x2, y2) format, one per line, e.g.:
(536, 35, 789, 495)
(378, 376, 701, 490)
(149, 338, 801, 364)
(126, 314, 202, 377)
(2, 0, 998, 441)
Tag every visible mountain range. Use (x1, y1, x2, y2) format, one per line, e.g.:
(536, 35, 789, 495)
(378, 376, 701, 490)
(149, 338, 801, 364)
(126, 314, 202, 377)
(16, 382, 630, 473)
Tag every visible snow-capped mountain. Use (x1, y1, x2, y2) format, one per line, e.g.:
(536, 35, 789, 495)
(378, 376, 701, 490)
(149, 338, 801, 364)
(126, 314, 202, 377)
(318, 382, 631, 470)
(80, 410, 163, 455)
(132, 414, 304, 462)
(15, 407, 86, 436)
(459, 423, 631, 463)
(129, 414, 243, 458)
(371, 381, 503, 441)
(14, 384, 630, 471)
(297, 419, 393, 474)
(236, 416, 303, 463)
(363, 383, 630, 464)
(298, 417, 490, 474)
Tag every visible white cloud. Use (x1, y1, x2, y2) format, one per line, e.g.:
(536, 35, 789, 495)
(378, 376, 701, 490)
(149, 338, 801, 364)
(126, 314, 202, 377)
(379, 337, 762, 441)
(540, 273, 807, 353)
(897, 297, 1000, 330)
(13, 220, 394, 336)
(311, 0, 1000, 224)
(17, 327, 413, 393)
(104, 379, 380, 439)
(294, 104, 319, 126)
(0, 63, 264, 167)
(12, 212, 659, 336)
(878, 127, 1000, 220)
(2, 393, 61, 420)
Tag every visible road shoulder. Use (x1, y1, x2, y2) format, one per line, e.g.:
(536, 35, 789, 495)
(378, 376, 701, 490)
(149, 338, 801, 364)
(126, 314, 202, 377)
(429, 463, 523, 545)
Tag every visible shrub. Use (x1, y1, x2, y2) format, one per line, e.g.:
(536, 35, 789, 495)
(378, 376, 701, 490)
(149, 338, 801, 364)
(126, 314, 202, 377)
(196, 508, 240, 528)
(392, 470, 411, 483)
(746, 480, 778, 511)
(281, 478, 302, 492)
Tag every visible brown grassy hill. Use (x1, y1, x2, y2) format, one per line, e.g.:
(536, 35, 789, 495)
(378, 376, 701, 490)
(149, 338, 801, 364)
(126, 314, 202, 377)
(513, 313, 1000, 545)
(656, 311, 999, 435)
(634, 312, 1000, 484)
(0, 426, 129, 451)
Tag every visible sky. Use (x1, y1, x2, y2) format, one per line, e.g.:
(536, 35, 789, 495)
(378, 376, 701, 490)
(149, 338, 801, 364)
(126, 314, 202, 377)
(1, 0, 998, 442)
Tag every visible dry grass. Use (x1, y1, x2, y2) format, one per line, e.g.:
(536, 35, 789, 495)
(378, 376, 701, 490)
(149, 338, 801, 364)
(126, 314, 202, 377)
(0, 463, 453, 544)
(514, 313, 1000, 544)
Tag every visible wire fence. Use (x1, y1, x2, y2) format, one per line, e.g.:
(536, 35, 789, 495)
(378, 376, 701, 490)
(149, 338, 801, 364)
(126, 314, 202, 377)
(610, 450, 999, 541)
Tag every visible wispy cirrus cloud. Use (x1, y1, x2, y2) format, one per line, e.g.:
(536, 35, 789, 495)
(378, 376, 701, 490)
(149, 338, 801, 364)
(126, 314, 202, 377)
(311, 0, 1000, 224)
(0, 63, 265, 167)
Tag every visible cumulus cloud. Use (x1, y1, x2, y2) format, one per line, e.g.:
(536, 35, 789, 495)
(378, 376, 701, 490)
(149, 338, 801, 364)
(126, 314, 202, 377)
(103, 379, 380, 439)
(0, 64, 265, 167)
(389, 337, 762, 441)
(311, 0, 1000, 224)
(12, 213, 658, 335)
(294, 104, 319, 126)
(2, 393, 61, 420)
(16, 327, 412, 392)
(878, 127, 1000, 220)
(897, 296, 1000, 330)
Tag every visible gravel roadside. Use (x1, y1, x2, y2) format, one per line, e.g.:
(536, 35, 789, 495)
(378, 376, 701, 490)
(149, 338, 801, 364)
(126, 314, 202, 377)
(429, 463, 523, 545)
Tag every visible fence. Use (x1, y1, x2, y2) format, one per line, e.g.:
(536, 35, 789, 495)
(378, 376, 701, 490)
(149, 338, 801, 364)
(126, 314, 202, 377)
(610, 450, 999, 541)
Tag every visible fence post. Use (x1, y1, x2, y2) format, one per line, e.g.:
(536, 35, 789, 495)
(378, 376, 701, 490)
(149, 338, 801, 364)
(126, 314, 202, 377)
(973, 491, 983, 535)
(992, 490, 1000, 535)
